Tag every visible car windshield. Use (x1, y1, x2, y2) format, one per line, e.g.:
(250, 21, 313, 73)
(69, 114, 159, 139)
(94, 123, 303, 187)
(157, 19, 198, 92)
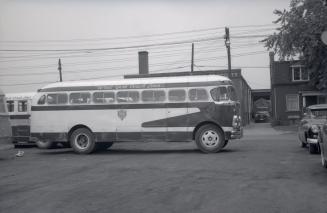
(310, 109, 327, 119)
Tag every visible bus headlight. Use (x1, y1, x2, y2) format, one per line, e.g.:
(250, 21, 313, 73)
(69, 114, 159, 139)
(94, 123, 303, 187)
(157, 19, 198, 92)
(233, 115, 241, 128)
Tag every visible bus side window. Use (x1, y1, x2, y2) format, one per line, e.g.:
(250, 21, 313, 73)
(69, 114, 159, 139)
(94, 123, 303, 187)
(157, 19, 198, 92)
(168, 89, 186, 102)
(6, 101, 14, 112)
(93, 92, 115, 104)
(58, 94, 68, 104)
(18, 100, 27, 112)
(142, 90, 165, 102)
(47, 94, 57, 105)
(70, 93, 91, 104)
(37, 95, 46, 105)
(117, 91, 139, 103)
(189, 88, 208, 101)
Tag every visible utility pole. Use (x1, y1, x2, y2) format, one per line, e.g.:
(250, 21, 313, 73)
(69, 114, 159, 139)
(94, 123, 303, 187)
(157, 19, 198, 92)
(191, 43, 194, 72)
(224, 27, 232, 78)
(58, 58, 62, 82)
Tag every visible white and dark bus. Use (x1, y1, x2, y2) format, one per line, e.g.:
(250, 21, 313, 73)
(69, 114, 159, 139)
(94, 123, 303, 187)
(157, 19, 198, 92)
(6, 93, 35, 146)
(31, 75, 242, 154)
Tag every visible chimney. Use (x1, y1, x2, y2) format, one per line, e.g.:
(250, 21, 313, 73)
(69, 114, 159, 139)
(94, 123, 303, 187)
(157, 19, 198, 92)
(138, 51, 149, 75)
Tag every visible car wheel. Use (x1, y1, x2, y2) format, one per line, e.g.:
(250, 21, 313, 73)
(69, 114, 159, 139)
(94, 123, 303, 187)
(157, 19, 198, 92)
(70, 128, 96, 154)
(195, 124, 224, 153)
(309, 143, 319, 154)
(96, 142, 113, 151)
(300, 140, 307, 148)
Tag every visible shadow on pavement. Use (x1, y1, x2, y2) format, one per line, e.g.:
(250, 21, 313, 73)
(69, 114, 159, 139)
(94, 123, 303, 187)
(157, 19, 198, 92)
(36, 148, 238, 155)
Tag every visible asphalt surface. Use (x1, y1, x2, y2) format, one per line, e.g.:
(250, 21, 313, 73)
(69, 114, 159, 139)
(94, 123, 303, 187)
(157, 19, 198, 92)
(0, 123, 327, 213)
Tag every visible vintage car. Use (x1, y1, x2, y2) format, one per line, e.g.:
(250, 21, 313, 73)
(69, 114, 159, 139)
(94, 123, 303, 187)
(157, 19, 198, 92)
(318, 121, 327, 169)
(254, 110, 270, 123)
(298, 104, 327, 154)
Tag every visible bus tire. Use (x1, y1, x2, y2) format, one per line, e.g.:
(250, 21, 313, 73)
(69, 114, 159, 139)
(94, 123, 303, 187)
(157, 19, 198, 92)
(195, 124, 225, 153)
(70, 128, 96, 154)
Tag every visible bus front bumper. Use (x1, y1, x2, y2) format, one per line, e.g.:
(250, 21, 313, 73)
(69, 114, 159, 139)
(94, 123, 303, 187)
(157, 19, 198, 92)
(231, 128, 243, 139)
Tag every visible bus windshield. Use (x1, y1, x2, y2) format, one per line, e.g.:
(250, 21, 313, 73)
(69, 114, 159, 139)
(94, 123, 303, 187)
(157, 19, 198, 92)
(210, 86, 238, 102)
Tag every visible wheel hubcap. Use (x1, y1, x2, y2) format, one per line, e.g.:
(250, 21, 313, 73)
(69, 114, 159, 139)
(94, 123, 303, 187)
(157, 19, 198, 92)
(75, 134, 90, 150)
(201, 130, 219, 148)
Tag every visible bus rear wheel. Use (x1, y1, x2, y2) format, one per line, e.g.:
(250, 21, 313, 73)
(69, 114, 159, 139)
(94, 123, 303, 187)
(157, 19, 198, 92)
(195, 124, 225, 153)
(70, 128, 96, 154)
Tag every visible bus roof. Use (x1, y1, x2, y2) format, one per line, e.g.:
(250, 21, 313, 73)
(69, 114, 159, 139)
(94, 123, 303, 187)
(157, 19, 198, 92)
(39, 75, 231, 92)
(5, 92, 36, 101)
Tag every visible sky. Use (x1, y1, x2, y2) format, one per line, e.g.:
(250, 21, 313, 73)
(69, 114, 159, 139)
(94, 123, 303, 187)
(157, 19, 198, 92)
(0, 0, 291, 93)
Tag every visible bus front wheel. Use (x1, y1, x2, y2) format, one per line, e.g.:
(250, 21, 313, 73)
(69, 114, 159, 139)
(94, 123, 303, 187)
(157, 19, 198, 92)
(195, 124, 225, 153)
(70, 128, 96, 154)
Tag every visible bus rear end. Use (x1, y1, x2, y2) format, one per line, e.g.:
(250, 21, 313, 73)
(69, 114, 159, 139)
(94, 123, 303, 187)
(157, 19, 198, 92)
(0, 89, 14, 158)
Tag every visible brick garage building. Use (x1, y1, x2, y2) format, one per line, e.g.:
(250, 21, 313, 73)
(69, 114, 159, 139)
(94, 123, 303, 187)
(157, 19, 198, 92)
(125, 69, 252, 125)
(270, 54, 327, 125)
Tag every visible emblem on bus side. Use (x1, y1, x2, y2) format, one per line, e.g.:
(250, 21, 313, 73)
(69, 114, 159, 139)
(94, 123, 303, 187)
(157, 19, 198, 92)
(118, 109, 127, 120)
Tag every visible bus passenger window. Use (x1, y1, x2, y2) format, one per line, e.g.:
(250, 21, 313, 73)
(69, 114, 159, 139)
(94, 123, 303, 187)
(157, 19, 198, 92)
(47, 94, 57, 105)
(70, 93, 91, 104)
(189, 89, 208, 101)
(58, 94, 68, 104)
(6, 101, 14, 112)
(37, 95, 46, 105)
(168, 89, 186, 102)
(210, 87, 229, 102)
(93, 92, 115, 104)
(117, 91, 139, 103)
(18, 100, 27, 112)
(142, 90, 165, 102)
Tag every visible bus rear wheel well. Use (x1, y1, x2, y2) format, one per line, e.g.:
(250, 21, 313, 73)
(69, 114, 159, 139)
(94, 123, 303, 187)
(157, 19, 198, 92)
(193, 122, 225, 140)
(68, 125, 93, 140)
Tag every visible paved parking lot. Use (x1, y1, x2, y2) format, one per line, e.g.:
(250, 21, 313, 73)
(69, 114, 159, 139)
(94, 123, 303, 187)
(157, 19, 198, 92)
(0, 123, 327, 213)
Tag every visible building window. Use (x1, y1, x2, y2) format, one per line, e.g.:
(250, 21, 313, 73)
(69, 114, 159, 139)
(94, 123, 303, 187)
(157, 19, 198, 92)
(286, 94, 299, 111)
(292, 66, 309, 81)
(7, 101, 14, 112)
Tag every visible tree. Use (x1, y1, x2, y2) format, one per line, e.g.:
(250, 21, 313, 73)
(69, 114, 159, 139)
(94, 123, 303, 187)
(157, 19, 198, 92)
(264, 0, 327, 90)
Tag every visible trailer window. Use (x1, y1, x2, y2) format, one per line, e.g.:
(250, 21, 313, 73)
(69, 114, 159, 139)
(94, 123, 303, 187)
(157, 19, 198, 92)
(210, 87, 228, 102)
(117, 91, 139, 103)
(93, 92, 115, 104)
(70, 93, 91, 104)
(7, 101, 14, 112)
(142, 90, 165, 102)
(18, 100, 27, 112)
(189, 88, 208, 101)
(168, 89, 186, 102)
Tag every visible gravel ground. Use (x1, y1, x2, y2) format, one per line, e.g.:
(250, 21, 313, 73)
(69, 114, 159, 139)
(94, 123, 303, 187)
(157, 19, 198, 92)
(0, 123, 326, 213)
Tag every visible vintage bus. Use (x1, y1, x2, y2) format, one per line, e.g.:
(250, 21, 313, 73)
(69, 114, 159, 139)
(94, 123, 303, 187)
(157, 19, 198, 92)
(0, 88, 13, 156)
(31, 75, 243, 154)
(6, 93, 35, 146)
